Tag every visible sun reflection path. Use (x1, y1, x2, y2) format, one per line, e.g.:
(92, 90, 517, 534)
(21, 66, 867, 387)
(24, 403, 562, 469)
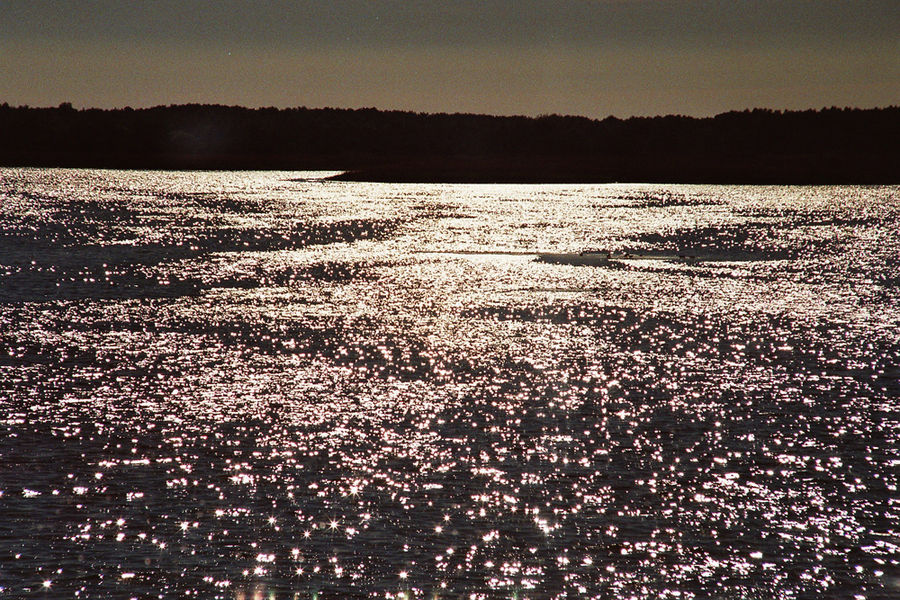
(0, 172, 898, 598)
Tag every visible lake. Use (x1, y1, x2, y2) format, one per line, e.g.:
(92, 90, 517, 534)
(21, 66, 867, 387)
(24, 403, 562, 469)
(1, 169, 898, 598)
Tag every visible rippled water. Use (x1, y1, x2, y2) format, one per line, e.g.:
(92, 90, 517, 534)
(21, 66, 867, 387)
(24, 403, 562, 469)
(1, 169, 898, 599)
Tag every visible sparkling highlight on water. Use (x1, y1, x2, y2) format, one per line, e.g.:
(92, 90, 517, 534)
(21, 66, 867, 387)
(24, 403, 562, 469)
(1, 169, 898, 598)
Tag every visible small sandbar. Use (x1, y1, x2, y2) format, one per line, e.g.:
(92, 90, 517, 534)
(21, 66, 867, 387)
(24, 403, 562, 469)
(538, 250, 769, 265)
(416, 250, 768, 266)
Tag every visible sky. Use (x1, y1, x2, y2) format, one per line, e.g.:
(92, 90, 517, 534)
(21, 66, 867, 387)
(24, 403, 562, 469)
(1, 1, 898, 118)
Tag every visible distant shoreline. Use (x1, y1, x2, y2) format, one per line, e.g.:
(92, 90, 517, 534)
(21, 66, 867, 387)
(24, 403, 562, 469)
(2, 103, 898, 184)
(326, 155, 899, 185)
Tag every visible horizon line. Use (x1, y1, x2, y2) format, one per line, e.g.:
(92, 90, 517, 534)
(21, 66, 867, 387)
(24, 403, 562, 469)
(4, 101, 898, 123)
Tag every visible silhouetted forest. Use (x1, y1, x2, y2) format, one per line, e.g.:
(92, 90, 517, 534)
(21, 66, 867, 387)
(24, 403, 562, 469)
(1, 103, 897, 183)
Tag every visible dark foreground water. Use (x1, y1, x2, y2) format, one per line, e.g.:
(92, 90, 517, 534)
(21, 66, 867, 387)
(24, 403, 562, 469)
(1, 169, 898, 599)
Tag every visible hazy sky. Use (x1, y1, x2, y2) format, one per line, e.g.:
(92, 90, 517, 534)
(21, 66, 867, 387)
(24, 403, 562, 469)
(2, 1, 897, 118)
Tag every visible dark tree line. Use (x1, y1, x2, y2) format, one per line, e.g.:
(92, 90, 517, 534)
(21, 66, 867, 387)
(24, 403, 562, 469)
(0, 102, 897, 182)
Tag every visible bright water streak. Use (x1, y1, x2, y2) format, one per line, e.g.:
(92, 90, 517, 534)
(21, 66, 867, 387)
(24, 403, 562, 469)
(1, 169, 899, 599)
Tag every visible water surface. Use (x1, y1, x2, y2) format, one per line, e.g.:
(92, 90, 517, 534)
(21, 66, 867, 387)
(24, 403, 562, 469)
(1, 169, 898, 598)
